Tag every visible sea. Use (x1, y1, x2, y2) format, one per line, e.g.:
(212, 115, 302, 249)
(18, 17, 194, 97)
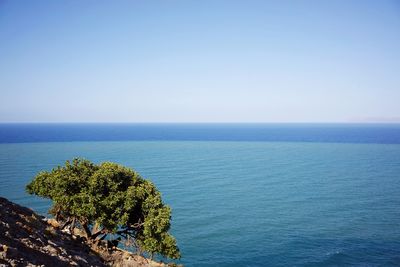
(0, 123, 400, 267)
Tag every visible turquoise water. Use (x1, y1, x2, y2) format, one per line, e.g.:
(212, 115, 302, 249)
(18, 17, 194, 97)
(1, 140, 400, 266)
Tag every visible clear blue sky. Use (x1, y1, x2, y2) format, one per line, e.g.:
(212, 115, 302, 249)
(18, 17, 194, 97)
(0, 0, 399, 123)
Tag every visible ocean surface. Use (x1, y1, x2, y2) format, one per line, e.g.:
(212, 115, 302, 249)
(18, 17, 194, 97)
(0, 123, 400, 266)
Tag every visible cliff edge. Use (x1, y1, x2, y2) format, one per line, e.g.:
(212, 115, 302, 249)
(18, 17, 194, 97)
(0, 197, 178, 267)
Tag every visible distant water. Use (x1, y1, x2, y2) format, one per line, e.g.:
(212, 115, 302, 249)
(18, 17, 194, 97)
(1, 124, 400, 266)
(1, 123, 400, 144)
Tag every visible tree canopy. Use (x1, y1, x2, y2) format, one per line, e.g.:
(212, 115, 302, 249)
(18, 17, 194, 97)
(26, 158, 180, 259)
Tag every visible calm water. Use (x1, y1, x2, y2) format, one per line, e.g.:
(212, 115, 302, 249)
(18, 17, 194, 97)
(0, 124, 400, 266)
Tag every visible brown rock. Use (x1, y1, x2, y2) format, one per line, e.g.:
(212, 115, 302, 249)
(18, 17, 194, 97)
(0, 197, 180, 267)
(47, 218, 60, 228)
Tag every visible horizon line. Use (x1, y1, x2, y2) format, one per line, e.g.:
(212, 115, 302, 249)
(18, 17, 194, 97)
(1, 121, 400, 124)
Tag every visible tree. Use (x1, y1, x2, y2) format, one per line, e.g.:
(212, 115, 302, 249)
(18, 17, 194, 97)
(26, 158, 180, 259)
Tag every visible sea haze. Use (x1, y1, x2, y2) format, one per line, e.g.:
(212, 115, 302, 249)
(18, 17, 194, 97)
(0, 124, 400, 266)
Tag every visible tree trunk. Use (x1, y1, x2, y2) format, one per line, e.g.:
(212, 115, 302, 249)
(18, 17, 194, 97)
(81, 221, 92, 239)
(60, 218, 72, 230)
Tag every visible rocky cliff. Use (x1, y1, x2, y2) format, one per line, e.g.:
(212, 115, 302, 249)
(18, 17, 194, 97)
(0, 197, 178, 267)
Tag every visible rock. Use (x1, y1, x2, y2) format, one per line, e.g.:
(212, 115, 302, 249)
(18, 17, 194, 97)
(47, 218, 60, 228)
(0, 197, 106, 267)
(43, 245, 59, 256)
(0, 197, 179, 267)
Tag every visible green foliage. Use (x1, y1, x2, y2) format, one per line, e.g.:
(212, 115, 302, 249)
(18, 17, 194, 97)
(26, 158, 180, 259)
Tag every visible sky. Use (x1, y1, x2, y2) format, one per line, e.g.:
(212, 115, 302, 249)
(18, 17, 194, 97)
(0, 0, 399, 123)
